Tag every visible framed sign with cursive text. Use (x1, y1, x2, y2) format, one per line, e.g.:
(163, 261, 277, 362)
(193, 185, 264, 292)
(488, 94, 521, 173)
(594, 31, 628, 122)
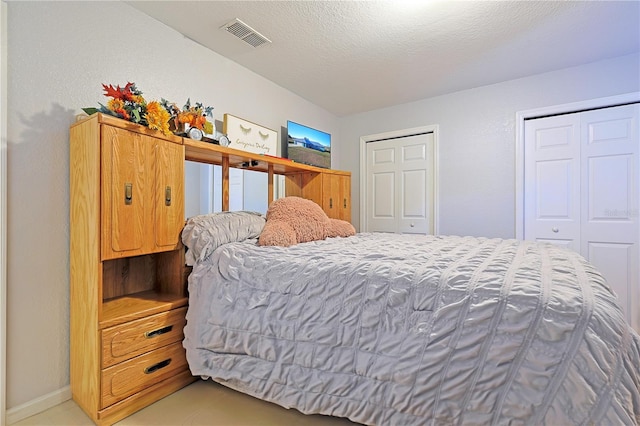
(222, 114, 278, 156)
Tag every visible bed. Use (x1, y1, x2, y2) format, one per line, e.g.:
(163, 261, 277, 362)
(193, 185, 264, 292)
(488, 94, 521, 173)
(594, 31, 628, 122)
(181, 212, 640, 425)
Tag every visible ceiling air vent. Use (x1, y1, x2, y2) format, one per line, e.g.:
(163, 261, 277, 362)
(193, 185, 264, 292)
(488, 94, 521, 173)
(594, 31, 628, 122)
(221, 18, 271, 48)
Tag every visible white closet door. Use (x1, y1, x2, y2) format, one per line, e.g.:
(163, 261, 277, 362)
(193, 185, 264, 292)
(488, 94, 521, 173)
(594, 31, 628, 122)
(366, 133, 434, 234)
(580, 104, 639, 323)
(524, 104, 639, 330)
(524, 114, 581, 251)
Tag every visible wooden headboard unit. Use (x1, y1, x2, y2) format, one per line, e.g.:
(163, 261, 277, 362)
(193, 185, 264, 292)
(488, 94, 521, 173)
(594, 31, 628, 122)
(68, 113, 351, 425)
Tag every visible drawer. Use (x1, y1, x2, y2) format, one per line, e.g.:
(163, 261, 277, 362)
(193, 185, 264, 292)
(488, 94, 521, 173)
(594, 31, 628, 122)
(101, 341, 189, 408)
(102, 307, 187, 367)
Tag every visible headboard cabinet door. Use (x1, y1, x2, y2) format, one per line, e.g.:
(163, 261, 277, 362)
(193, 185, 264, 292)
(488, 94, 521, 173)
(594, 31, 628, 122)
(322, 173, 351, 221)
(101, 125, 184, 260)
(285, 170, 351, 222)
(101, 125, 148, 258)
(154, 138, 184, 249)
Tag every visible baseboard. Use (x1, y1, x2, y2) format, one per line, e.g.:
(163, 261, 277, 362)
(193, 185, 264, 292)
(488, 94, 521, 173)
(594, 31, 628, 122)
(6, 385, 71, 424)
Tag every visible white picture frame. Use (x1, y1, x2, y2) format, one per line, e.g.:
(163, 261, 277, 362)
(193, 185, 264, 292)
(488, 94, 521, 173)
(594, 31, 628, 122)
(223, 114, 278, 156)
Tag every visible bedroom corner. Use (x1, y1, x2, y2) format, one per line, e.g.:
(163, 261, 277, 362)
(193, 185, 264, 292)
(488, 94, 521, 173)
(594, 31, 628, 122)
(1, 1, 8, 425)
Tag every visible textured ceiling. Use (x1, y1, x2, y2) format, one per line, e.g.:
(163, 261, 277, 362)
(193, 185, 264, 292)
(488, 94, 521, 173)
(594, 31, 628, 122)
(126, 1, 640, 117)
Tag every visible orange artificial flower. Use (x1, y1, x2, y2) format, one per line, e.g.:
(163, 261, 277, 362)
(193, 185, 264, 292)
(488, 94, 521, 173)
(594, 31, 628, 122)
(107, 98, 125, 112)
(193, 114, 206, 130)
(146, 101, 171, 135)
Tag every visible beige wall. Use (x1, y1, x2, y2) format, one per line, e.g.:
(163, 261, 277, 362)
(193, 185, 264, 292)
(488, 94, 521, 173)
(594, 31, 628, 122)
(5, 1, 338, 410)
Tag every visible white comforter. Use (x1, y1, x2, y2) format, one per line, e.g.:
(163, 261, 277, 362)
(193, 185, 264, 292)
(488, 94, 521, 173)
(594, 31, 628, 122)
(183, 233, 640, 425)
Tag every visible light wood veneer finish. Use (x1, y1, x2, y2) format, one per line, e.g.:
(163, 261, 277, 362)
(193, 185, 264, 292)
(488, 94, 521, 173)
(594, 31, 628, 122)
(70, 114, 193, 425)
(70, 113, 352, 425)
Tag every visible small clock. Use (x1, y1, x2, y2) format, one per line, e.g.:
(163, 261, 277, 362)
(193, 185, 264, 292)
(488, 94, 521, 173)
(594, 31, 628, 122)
(187, 127, 203, 141)
(218, 134, 230, 147)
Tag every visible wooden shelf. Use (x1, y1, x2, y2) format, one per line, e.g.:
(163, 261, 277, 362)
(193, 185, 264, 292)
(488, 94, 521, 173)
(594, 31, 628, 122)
(74, 113, 349, 177)
(184, 134, 350, 211)
(184, 138, 349, 176)
(101, 291, 188, 330)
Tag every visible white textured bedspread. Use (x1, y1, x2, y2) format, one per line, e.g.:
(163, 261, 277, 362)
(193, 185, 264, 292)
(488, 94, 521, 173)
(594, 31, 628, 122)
(183, 233, 640, 425)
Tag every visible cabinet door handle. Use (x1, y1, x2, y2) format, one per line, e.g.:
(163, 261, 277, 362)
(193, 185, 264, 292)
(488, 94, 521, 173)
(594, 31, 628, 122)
(343, 198, 347, 209)
(329, 198, 333, 208)
(124, 183, 133, 205)
(144, 358, 172, 374)
(165, 186, 172, 206)
(144, 325, 173, 339)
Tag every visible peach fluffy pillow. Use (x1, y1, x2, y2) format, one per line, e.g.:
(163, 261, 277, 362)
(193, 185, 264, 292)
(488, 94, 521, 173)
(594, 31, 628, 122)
(258, 196, 355, 247)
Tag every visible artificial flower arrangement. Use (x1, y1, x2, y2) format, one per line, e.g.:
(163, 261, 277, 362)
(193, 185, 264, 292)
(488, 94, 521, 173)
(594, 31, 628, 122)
(82, 82, 213, 138)
(161, 98, 214, 136)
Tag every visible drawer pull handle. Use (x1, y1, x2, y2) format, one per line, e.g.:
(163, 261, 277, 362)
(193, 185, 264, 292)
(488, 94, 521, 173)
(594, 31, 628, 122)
(124, 183, 133, 205)
(165, 186, 172, 206)
(144, 358, 172, 374)
(144, 325, 173, 339)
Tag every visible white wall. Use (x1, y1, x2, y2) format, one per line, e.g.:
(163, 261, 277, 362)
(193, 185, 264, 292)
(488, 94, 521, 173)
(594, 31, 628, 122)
(5, 1, 338, 412)
(339, 53, 640, 237)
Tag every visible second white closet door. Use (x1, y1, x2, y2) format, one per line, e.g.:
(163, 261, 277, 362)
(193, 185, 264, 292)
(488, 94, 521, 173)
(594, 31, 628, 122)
(524, 103, 639, 330)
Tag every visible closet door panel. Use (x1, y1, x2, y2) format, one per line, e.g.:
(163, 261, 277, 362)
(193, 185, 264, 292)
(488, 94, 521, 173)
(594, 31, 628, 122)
(586, 154, 633, 224)
(365, 133, 434, 234)
(581, 104, 639, 327)
(367, 145, 397, 233)
(524, 114, 581, 252)
(587, 242, 634, 315)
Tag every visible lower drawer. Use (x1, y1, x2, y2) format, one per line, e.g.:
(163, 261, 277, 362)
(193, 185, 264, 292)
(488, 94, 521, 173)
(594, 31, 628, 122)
(101, 341, 189, 408)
